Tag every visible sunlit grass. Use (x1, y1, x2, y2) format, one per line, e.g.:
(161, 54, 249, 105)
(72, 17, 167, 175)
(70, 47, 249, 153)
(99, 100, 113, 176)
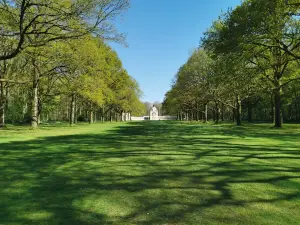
(1, 122, 300, 224)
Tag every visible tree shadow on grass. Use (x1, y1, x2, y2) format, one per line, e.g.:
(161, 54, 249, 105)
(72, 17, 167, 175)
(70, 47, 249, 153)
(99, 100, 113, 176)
(1, 121, 300, 224)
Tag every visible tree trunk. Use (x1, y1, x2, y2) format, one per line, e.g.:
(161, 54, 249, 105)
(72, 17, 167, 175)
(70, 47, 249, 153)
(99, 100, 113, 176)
(212, 109, 216, 122)
(236, 95, 242, 126)
(74, 95, 77, 124)
(85, 110, 88, 122)
(296, 102, 299, 122)
(232, 108, 235, 122)
(248, 102, 253, 123)
(271, 94, 275, 123)
(221, 103, 224, 121)
(31, 71, 39, 129)
(196, 103, 199, 121)
(0, 80, 5, 128)
(79, 106, 82, 118)
(89, 103, 94, 124)
(288, 104, 292, 121)
(37, 112, 41, 125)
(37, 98, 42, 125)
(215, 102, 220, 124)
(94, 111, 97, 123)
(282, 108, 286, 123)
(204, 104, 208, 123)
(101, 106, 104, 122)
(121, 111, 124, 122)
(274, 88, 282, 128)
(22, 101, 27, 121)
(89, 110, 94, 124)
(70, 93, 75, 126)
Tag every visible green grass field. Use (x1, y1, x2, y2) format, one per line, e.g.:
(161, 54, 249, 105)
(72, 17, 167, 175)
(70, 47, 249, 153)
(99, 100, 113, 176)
(1, 122, 300, 225)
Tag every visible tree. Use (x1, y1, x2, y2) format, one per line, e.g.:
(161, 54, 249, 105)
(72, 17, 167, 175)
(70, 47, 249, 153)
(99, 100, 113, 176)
(0, 0, 129, 61)
(163, 49, 213, 122)
(202, 0, 300, 127)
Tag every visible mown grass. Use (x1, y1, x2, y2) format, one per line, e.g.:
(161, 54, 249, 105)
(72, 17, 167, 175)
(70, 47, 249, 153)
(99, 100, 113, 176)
(1, 121, 300, 225)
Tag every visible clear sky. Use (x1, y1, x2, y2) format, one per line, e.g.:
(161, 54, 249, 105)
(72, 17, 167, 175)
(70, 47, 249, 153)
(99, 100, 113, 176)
(110, 0, 242, 103)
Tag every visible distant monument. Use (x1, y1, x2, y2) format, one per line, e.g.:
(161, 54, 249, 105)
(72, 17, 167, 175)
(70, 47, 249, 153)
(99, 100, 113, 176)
(150, 105, 159, 120)
(130, 104, 177, 121)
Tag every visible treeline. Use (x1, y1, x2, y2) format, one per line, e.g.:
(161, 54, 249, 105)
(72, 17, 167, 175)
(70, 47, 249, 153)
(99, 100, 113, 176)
(163, 0, 300, 127)
(0, 0, 144, 129)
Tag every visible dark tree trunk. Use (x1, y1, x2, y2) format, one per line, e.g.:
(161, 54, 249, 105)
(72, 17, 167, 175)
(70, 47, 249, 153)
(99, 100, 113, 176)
(221, 103, 224, 121)
(236, 95, 242, 126)
(232, 100, 236, 122)
(288, 104, 292, 121)
(37, 98, 42, 125)
(0, 80, 5, 128)
(215, 102, 220, 124)
(204, 104, 208, 123)
(196, 103, 199, 121)
(274, 88, 282, 128)
(70, 93, 76, 126)
(296, 102, 300, 122)
(74, 95, 77, 124)
(248, 103, 253, 123)
(271, 94, 275, 123)
(232, 107, 236, 122)
(282, 108, 286, 123)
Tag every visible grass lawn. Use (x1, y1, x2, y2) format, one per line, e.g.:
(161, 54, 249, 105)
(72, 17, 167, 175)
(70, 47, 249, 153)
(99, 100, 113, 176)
(1, 121, 300, 225)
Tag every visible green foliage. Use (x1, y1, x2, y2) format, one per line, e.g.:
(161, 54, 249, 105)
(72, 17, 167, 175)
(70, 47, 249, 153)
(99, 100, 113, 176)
(164, 49, 212, 114)
(165, 0, 300, 126)
(0, 0, 130, 60)
(0, 0, 144, 127)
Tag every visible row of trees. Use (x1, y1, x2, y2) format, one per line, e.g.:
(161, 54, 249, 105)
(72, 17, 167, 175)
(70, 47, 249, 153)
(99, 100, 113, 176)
(0, 0, 144, 128)
(163, 0, 300, 127)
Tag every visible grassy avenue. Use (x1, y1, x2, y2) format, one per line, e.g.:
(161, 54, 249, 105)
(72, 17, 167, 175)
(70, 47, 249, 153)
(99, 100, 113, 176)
(1, 122, 300, 225)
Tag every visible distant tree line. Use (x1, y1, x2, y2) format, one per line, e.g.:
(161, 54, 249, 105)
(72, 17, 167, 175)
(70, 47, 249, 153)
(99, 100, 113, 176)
(163, 0, 300, 127)
(0, 0, 145, 129)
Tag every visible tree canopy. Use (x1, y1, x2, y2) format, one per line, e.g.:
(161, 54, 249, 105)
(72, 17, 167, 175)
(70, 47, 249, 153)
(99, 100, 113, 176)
(164, 0, 300, 127)
(0, 0, 144, 128)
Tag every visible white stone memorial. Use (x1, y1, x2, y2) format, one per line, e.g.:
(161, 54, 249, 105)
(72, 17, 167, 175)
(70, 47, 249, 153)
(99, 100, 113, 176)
(150, 105, 159, 120)
(130, 105, 177, 121)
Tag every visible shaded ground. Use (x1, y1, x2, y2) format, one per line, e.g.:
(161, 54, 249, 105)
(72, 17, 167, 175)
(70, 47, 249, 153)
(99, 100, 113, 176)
(1, 122, 300, 225)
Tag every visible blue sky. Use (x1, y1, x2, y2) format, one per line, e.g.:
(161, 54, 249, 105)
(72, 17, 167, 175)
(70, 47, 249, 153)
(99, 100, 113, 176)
(110, 0, 241, 102)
